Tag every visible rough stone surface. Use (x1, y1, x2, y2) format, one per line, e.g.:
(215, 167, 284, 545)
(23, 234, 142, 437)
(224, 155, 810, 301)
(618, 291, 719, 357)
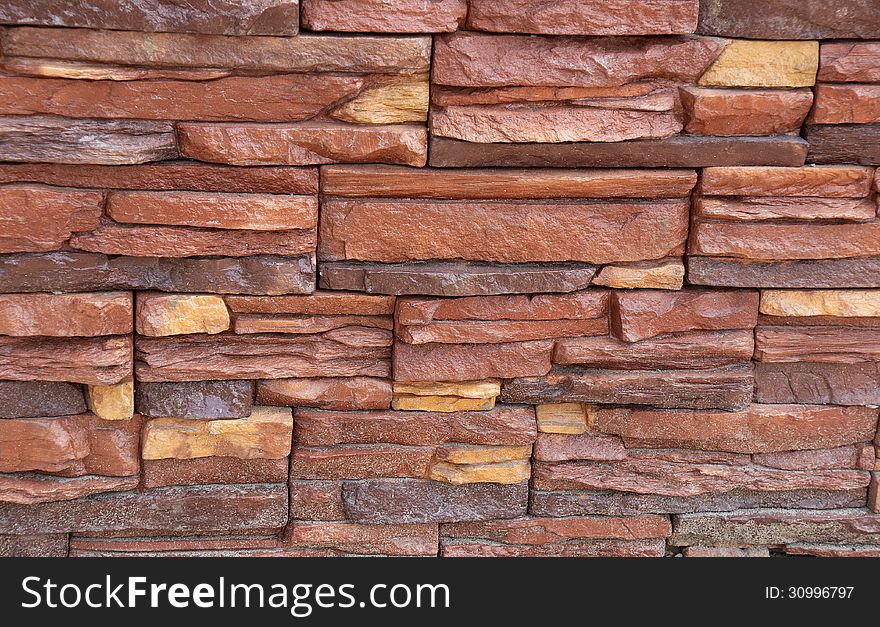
(342, 479, 529, 523)
(760, 290, 880, 318)
(178, 123, 428, 167)
(1, 28, 431, 74)
(136, 293, 230, 336)
(819, 43, 880, 83)
(429, 135, 808, 168)
(535, 404, 588, 435)
(137, 380, 254, 419)
(0, 484, 288, 535)
(433, 33, 725, 87)
(393, 340, 553, 382)
(697, 0, 880, 39)
(257, 377, 392, 410)
(699, 165, 874, 197)
(554, 330, 754, 369)
(593, 260, 685, 290)
(755, 362, 880, 406)
(805, 125, 880, 165)
(0, 533, 68, 557)
(302, 0, 466, 32)
(0, 381, 86, 419)
(594, 405, 878, 453)
(694, 197, 876, 221)
(681, 87, 813, 135)
(319, 199, 688, 264)
(698, 40, 819, 88)
(671, 509, 880, 546)
(0, 116, 177, 164)
(0, 335, 132, 385)
(87, 378, 134, 421)
(0, 1, 301, 35)
(282, 521, 439, 556)
(501, 365, 754, 410)
(322, 165, 698, 199)
(0, 292, 132, 337)
(0, 185, 103, 253)
(291, 446, 433, 480)
(754, 326, 880, 363)
(143, 457, 288, 488)
(611, 289, 759, 342)
(0, 474, 139, 505)
(466, 0, 698, 35)
(294, 406, 536, 447)
(136, 332, 390, 381)
(688, 256, 880, 288)
(320, 261, 598, 296)
(811, 84, 880, 125)
(534, 433, 627, 463)
(142, 407, 293, 461)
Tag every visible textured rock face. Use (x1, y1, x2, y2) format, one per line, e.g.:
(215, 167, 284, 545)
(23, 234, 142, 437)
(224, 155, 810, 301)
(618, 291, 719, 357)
(142, 407, 293, 461)
(819, 43, 880, 83)
(302, 0, 466, 32)
(136, 381, 254, 419)
(342, 479, 529, 523)
(593, 405, 878, 453)
(0, 381, 86, 419)
(136, 293, 230, 336)
(680, 87, 813, 135)
(688, 257, 880, 289)
(433, 33, 725, 87)
(87, 378, 134, 421)
(0, 1, 301, 35)
(0, 335, 132, 385)
(394, 340, 553, 382)
(319, 199, 689, 264)
(0, 292, 132, 337)
(696, 0, 880, 39)
(466, 0, 698, 35)
(698, 40, 819, 88)
(257, 377, 391, 410)
(755, 362, 880, 406)
(178, 123, 428, 167)
(0, 185, 103, 253)
(811, 85, 880, 125)
(760, 290, 880, 318)
(0, 116, 177, 164)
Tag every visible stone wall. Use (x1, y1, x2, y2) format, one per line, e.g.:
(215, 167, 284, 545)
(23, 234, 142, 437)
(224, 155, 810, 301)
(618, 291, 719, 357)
(0, 0, 879, 557)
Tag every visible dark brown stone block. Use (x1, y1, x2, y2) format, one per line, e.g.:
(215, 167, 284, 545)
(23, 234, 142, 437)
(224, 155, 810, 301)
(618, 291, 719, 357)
(0, 252, 316, 295)
(0, 1, 300, 35)
(501, 365, 753, 410)
(0, 116, 177, 165)
(0, 484, 288, 535)
(428, 136, 808, 168)
(289, 480, 345, 521)
(697, 0, 880, 39)
(137, 380, 254, 419)
(0, 533, 68, 557)
(688, 256, 880, 288)
(805, 125, 880, 166)
(342, 479, 528, 523)
(0, 381, 86, 419)
(320, 261, 597, 296)
(530, 488, 868, 516)
(755, 362, 880, 406)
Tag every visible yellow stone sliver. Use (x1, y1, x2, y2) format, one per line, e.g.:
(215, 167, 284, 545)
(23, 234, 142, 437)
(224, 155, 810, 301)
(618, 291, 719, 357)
(699, 39, 819, 88)
(593, 260, 685, 290)
(536, 403, 589, 434)
(760, 289, 880, 318)
(434, 444, 532, 465)
(392, 394, 495, 412)
(428, 459, 531, 485)
(142, 407, 292, 461)
(331, 74, 429, 124)
(87, 377, 134, 421)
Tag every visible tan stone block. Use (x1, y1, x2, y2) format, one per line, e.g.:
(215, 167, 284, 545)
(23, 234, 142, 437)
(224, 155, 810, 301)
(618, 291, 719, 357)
(136, 293, 230, 337)
(434, 444, 532, 465)
(142, 407, 292, 461)
(760, 290, 880, 318)
(699, 40, 819, 88)
(331, 75, 429, 124)
(392, 380, 501, 398)
(536, 403, 589, 434)
(87, 377, 134, 421)
(391, 394, 496, 412)
(428, 459, 531, 484)
(592, 260, 684, 290)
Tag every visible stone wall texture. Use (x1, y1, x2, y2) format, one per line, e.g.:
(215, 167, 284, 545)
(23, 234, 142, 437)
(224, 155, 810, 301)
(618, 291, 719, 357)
(1, 0, 879, 558)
